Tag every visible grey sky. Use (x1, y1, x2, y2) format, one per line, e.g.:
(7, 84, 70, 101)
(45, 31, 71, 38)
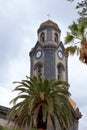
(0, 0, 87, 130)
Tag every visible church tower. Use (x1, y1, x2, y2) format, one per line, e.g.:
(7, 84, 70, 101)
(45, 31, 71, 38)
(29, 19, 82, 130)
(29, 20, 68, 81)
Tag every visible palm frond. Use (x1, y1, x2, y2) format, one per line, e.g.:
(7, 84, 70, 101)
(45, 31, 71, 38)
(69, 21, 78, 35)
(79, 19, 87, 35)
(65, 46, 78, 55)
(8, 75, 72, 130)
(64, 19, 87, 64)
(42, 104, 47, 122)
(64, 33, 74, 44)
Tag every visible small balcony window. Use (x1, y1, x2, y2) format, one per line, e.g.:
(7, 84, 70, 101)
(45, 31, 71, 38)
(40, 32, 45, 42)
(54, 33, 58, 43)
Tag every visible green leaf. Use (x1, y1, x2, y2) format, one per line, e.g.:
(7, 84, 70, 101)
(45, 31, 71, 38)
(65, 46, 77, 55)
(65, 33, 74, 44)
(69, 21, 78, 35)
(79, 19, 87, 35)
(8, 76, 72, 130)
(42, 105, 47, 122)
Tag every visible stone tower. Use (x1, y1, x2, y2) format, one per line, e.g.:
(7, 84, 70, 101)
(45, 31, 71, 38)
(30, 20, 68, 81)
(29, 19, 82, 130)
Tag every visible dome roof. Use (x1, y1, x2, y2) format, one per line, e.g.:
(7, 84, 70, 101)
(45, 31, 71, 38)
(68, 97, 77, 110)
(40, 19, 59, 29)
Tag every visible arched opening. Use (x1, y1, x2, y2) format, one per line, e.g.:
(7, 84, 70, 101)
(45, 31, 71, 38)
(54, 33, 58, 43)
(40, 32, 45, 42)
(34, 62, 43, 76)
(57, 63, 65, 80)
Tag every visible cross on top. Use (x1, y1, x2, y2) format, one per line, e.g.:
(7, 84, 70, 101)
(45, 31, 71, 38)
(47, 14, 51, 19)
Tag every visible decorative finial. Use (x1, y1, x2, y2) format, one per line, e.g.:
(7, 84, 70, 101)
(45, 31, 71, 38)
(47, 14, 51, 19)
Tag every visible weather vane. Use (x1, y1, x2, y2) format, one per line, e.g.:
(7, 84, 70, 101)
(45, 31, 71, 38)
(47, 14, 51, 19)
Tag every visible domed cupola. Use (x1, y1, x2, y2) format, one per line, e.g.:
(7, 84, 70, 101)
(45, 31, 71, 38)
(39, 20, 59, 30)
(38, 20, 61, 46)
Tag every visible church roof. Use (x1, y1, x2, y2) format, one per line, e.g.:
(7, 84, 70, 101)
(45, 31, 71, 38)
(40, 19, 59, 29)
(68, 97, 82, 118)
(68, 97, 77, 110)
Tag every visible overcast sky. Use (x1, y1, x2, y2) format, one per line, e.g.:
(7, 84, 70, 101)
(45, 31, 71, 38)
(0, 0, 87, 130)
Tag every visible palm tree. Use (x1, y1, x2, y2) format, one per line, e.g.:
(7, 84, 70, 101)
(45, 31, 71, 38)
(1, 126, 23, 130)
(64, 19, 87, 64)
(8, 75, 72, 130)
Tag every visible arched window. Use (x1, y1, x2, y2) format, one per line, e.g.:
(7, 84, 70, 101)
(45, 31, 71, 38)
(37, 64, 42, 76)
(34, 62, 43, 76)
(54, 33, 58, 43)
(57, 63, 65, 80)
(40, 32, 45, 42)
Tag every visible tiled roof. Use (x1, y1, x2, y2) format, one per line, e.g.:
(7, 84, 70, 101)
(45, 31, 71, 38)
(40, 20, 59, 29)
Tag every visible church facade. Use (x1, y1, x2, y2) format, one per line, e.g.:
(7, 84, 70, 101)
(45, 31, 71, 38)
(0, 19, 82, 130)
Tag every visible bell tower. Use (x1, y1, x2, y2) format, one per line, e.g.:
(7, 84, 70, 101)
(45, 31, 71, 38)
(29, 19, 82, 130)
(29, 20, 68, 81)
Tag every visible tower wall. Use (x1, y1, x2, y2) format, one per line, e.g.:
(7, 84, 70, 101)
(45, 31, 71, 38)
(44, 46, 56, 78)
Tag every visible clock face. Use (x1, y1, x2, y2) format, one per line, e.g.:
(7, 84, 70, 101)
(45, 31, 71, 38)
(58, 51, 63, 59)
(36, 50, 42, 58)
